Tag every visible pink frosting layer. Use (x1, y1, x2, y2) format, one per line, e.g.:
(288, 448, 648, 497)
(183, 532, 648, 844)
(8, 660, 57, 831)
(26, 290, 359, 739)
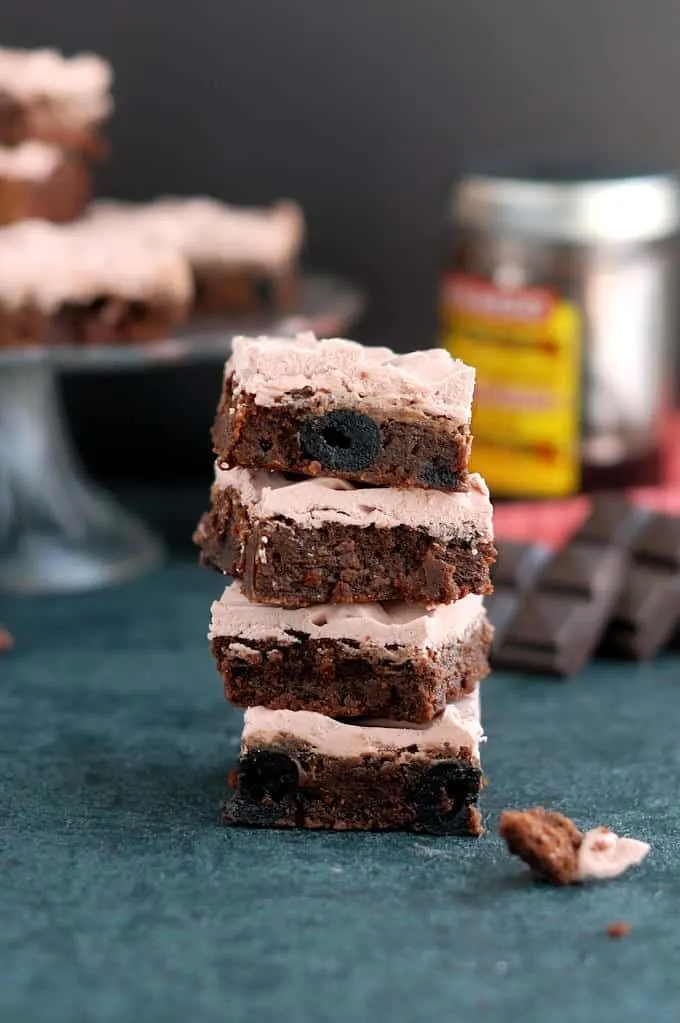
(243, 690, 482, 760)
(0, 141, 62, 181)
(0, 218, 193, 310)
(0, 47, 112, 125)
(87, 198, 304, 271)
(215, 466, 493, 542)
(228, 332, 475, 421)
(209, 579, 486, 647)
(576, 828, 650, 881)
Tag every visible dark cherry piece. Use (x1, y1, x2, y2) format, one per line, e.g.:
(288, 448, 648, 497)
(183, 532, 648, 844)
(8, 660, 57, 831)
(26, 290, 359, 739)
(419, 461, 459, 489)
(411, 760, 482, 835)
(225, 750, 300, 825)
(298, 410, 381, 473)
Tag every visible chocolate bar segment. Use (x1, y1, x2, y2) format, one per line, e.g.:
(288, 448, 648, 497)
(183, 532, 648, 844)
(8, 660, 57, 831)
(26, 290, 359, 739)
(224, 694, 485, 834)
(486, 541, 551, 647)
(210, 583, 493, 722)
(194, 466, 496, 607)
(212, 333, 474, 490)
(600, 513, 680, 660)
(492, 541, 626, 676)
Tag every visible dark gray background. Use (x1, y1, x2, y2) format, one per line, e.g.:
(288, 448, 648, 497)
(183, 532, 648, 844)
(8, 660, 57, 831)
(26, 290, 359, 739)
(6, 0, 680, 478)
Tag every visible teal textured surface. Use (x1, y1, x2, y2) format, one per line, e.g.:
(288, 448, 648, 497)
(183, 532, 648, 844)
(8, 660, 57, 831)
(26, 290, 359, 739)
(2, 562, 679, 1023)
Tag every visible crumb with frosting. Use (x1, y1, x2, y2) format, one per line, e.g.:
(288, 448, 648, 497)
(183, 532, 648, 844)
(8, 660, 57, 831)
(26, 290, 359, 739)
(499, 806, 650, 886)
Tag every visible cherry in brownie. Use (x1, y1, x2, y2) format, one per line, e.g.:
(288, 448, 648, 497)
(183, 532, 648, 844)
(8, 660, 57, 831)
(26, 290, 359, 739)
(212, 333, 475, 490)
(225, 693, 485, 834)
(194, 466, 496, 607)
(210, 582, 493, 722)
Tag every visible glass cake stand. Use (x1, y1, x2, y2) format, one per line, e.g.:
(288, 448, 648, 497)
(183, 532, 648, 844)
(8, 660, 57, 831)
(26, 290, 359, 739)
(0, 274, 364, 594)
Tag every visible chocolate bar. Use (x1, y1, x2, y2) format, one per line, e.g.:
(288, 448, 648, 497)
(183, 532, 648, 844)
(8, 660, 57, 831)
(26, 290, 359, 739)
(486, 541, 551, 647)
(492, 539, 627, 676)
(599, 512, 680, 660)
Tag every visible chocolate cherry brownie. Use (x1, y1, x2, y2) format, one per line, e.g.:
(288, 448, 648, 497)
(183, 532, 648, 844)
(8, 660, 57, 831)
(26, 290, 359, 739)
(52, 221, 193, 344)
(210, 582, 493, 721)
(0, 47, 112, 153)
(87, 197, 304, 314)
(224, 692, 484, 833)
(194, 466, 496, 606)
(0, 141, 91, 225)
(212, 333, 475, 490)
(0, 218, 193, 347)
(0, 220, 65, 347)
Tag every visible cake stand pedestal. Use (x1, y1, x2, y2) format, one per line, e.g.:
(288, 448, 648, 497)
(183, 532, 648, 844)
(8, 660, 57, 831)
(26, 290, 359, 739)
(0, 274, 364, 594)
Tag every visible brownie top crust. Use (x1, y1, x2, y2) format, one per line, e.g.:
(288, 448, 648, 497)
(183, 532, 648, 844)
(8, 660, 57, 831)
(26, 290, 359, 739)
(0, 47, 112, 125)
(243, 689, 483, 759)
(0, 219, 193, 310)
(209, 580, 486, 646)
(0, 140, 63, 181)
(215, 465, 494, 541)
(87, 198, 304, 271)
(227, 332, 475, 421)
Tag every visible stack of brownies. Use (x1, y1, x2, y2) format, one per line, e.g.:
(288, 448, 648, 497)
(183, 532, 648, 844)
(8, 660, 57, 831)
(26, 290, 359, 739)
(0, 46, 112, 226)
(195, 332, 497, 834)
(0, 46, 305, 351)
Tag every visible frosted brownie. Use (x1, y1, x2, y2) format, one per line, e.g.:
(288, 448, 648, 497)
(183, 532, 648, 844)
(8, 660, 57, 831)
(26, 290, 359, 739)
(194, 466, 496, 606)
(52, 221, 193, 344)
(0, 47, 112, 153)
(0, 220, 64, 346)
(224, 692, 484, 833)
(212, 333, 475, 489)
(0, 141, 90, 225)
(210, 582, 493, 721)
(87, 197, 304, 313)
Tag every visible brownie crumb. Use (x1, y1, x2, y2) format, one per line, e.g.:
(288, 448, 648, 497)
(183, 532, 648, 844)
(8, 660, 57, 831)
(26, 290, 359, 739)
(0, 626, 14, 653)
(606, 921, 631, 939)
(499, 807, 650, 885)
(227, 767, 240, 790)
(499, 806, 583, 885)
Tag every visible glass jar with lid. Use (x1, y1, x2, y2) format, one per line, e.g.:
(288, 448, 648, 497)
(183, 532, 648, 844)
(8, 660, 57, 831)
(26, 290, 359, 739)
(440, 170, 680, 497)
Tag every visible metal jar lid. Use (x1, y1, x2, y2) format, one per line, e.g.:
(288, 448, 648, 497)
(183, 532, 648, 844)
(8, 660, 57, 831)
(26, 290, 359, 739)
(452, 171, 680, 245)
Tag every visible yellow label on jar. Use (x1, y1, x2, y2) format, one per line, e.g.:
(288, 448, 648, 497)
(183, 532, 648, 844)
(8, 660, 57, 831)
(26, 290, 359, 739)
(441, 274, 581, 497)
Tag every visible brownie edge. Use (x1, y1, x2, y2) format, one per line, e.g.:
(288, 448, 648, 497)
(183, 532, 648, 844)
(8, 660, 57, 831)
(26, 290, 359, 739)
(212, 616, 493, 721)
(224, 744, 484, 835)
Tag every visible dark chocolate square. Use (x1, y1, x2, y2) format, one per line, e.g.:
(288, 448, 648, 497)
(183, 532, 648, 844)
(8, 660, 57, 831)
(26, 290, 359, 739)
(536, 544, 626, 599)
(574, 496, 648, 548)
(503, 592, 592, 652)
(601, 566, 680, 660)
(632, 515, 680, 570)
(491, 541, 551, 590)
